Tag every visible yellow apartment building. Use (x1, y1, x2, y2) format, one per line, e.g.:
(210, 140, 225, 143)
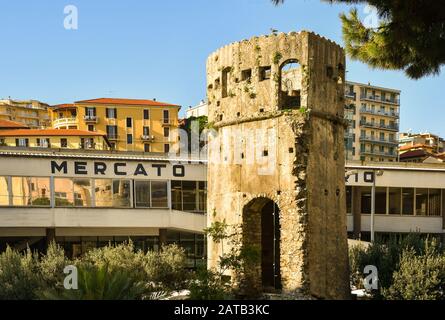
(51, 98, 181, 153)
(0, 99, 51, 128)
(0, 129, 111, 151)
(344, 81, 401, 162)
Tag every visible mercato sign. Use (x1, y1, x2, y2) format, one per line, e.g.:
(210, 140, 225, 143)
(51, 160, 186, 177)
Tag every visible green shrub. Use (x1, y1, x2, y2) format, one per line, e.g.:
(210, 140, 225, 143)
(0, 242, 196, 300)
(384, 247, 445, 300)
(38, 242, 70, 288)
(188, 267, 232, 300)
(144, 244, 190, 292)
(0, 247, 41, 300)
(349, 234, 444, 299)
(81, 241, 146, 281)
(42, 264, 146, 300)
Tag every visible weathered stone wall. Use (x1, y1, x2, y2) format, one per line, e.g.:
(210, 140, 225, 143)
(207, 31, 350, 299)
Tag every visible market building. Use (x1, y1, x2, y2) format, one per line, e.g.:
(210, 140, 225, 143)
(0, 148, 207, 267)
(0, 147, 444, 266)
(346, 161, 445, 241)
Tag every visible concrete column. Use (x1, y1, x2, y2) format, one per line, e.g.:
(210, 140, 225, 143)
(352, 186, 361, 240)
(442, 190, 445, 244)
(46, 228, 56, 250)
(159, 228, 168, 247)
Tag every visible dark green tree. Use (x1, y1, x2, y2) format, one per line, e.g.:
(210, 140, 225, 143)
(272, 0, 445, 79)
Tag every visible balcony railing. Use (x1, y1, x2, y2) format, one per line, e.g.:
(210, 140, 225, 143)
(84, 115, 98, 123)
(162, 118, 174, 126)
(16, 112, 39, 119)
(36, 143, 51, 148)
(345, 92, 356, 99)
(361, 150, 398, 157)
(360, 95, 400, 105)
(359, 108, 399, 118)
(359, 120, 399, 131)
(79, 143, 96, 150)
(53, 117, 78, 129)
(141, 135, 155, 142)
(359, 136, 398, 145)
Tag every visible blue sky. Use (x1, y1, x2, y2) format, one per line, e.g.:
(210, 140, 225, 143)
(0, 0, 443, 136)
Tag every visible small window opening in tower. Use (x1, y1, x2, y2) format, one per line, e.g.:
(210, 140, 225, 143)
(259, 66, 271, 81)
(241, 69, 252, 82)
(279, 60, 301, 109)
(222, 67, 231, 98)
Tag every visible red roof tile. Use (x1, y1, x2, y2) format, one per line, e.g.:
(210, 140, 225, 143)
(75, 98, 180, 107)
(51, 104, 76, 110)
(0, 129, 105, 137)
(399, 143, 432, 151)
(399, 149, 429, 159)
(0, 119, 29, 129)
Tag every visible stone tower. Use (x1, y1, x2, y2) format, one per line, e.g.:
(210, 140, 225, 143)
(206, 31, 350, 299)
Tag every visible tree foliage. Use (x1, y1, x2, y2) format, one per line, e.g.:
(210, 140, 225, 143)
(349, 234, 445, 300)
(272, 0, 445, 79)
(0, 241, 191, 300)
(384, 248, 445, 300)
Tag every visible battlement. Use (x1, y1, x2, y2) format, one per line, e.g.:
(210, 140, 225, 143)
(206, 31, 345, 126)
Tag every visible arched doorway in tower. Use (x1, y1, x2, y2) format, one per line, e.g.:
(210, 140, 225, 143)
(243, 197, 281, 292)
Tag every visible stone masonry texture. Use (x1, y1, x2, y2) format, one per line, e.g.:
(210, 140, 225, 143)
(206, 31, 350, 299)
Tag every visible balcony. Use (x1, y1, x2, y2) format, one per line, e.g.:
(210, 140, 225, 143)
(53, 117, 78, 129)
(84, 115, 98, 123)
(141, 135, 155, 142)
(359, 120, 399, 132)
(79, 142, 96, 150)
(36, 144, 51, 148)
(360, 95, 400, 105)
(345, 92, 356, 99)
(359, 108, 399, 118)
(107, 135, 119, 141)
(16, 112, 39, 119)
(361, 149, 398, 157)
(359, 136, 398, 145)
(162, 118, 174, 126)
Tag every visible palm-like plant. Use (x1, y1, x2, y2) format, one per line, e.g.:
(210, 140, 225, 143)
(41, 264, 146, 300)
